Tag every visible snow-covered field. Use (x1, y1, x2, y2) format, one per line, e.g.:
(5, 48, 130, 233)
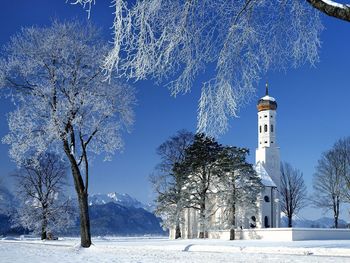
(1, 236, 350, 262)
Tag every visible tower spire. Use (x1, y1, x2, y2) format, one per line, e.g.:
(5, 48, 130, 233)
(265, 82, 269, 96)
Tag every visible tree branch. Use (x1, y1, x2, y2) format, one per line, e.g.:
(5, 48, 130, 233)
(307, 0, 350, 22)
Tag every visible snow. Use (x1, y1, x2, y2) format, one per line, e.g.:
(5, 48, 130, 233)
(1, 237, 350, 262)
(89, 192, 145, 208)
(323, 0, 350, 9)
(261, 95, 276, 102)
(255, 162, 277, 187)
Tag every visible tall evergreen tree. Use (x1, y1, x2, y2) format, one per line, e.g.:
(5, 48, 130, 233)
(216, 147, 262, 240)
(182, 133, 222, 238)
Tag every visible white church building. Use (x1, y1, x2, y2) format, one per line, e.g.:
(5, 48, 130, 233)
(169, 85, 350, 241)
(170, 84, 282, 239)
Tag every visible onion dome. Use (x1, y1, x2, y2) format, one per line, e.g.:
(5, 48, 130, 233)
(257, 83, 277, 112)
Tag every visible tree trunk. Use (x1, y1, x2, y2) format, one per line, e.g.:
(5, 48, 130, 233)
(230, 203, 236, 240)
(288, 215, 292, 228)
(333, 197, 339, 229)
(334, 215, 338, 228)
(63, 140, 91, 247)
(41, 212, 47, 240)
(198, 197, 206, 239)
(78, 192, 91, 247)
(175, 223, 181, 239)
(230, 229, 235, 240)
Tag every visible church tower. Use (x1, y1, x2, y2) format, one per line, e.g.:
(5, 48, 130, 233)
(255, 83, 281, 228)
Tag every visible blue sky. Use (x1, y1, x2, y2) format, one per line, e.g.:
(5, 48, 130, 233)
(0, 1, 350, 220)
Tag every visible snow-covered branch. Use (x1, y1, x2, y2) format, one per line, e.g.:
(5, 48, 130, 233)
(307, 0, 350, 22)
(70, 0, 323, 136)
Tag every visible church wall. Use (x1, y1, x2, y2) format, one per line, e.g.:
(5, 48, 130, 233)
(259, 187, 280, 228)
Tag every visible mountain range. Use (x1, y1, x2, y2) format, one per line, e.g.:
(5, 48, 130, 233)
(88, 192, 154, 212)
(280, 215, 348, 228)
(0, 190, 165, 236)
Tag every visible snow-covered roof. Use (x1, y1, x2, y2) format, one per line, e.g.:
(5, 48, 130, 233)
(255, 162, 276, 187)
(260, 95, 276, 102)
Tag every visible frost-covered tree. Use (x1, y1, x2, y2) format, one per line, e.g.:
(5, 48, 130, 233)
(0, 21, 135, 247)
(329, 137, 350, 212)
(280, 162, 307, 228)
(11, 153, 75, 240)
(312, 149, 346, 228)
(181, 133, 222, 238)
(215, 147, 262, 240)
(71, 0, 322, 136)
(150, 130, 194, 239)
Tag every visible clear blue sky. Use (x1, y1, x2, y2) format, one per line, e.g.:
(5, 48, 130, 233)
(0, 1, 349, 220)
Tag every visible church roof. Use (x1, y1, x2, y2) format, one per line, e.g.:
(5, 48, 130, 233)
(255, 162, 277, 187)
(257, 83, 277, 112)
(260, 95, 276, 102)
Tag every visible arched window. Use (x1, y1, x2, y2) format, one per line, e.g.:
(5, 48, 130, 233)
(264, 124, 267, 132)
(250, 216, 256, 228)
(264, 216, 269, 228)
(264, 196, 270, 202)
(259, 126, 262, 133)
(271, 124, 274, 132)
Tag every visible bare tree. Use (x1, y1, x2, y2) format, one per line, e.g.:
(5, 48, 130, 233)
(12, 153, 74, 240)
(313, 150, 346, 228)
(150, 130, 194, 239)
(332, 137, 350, 204)
(71, 0, 322, 136)
(0, 21, 135, 247)
(280, 162, 307, 228)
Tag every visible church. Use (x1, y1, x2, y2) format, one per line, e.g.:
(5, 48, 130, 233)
(170, 84, 281, 239)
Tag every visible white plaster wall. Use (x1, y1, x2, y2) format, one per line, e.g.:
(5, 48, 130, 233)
(208, 230, 231, 240)
(208, 228, 350, 241)
(172, 227, 350, 241)
(257, 110, 277, 148)
(237, 228, 292, 241)
(260, 187, 274, 228)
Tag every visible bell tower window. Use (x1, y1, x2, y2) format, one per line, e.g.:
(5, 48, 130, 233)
(264, 124, 267, 132)
(271, 124, 274, 132)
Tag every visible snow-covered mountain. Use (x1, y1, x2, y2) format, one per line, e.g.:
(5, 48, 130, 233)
(86, 202, 165, 236)
(89, 192, 153, 212)
(66, 192, 163, 236)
